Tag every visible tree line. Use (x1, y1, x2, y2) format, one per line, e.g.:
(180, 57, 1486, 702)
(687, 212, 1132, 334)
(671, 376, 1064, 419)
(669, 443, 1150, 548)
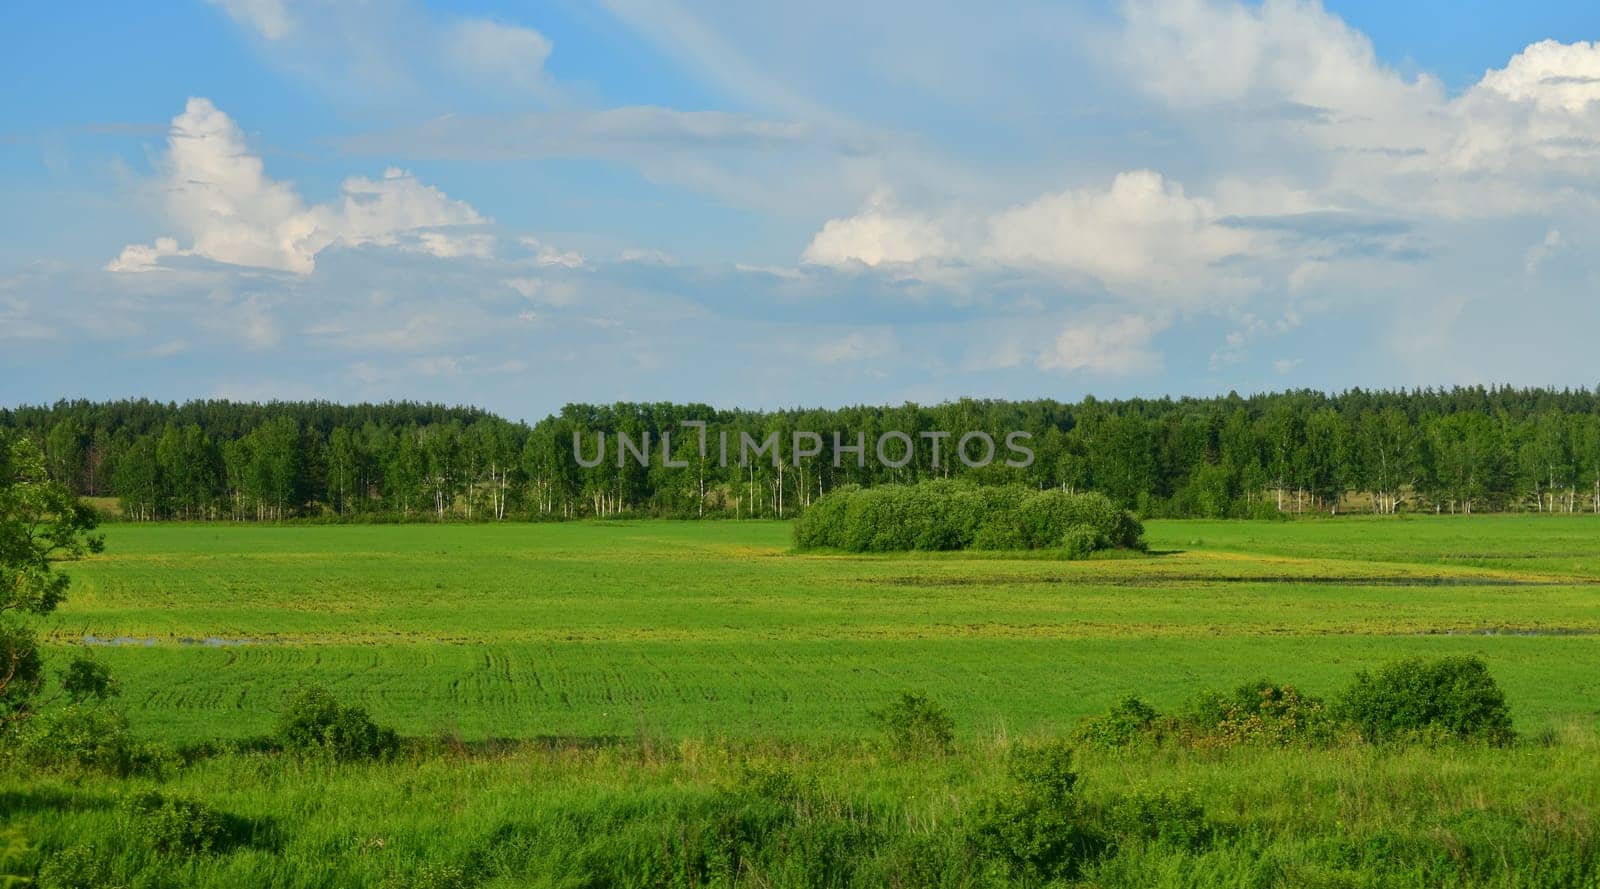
(6, 387, 1600, 521)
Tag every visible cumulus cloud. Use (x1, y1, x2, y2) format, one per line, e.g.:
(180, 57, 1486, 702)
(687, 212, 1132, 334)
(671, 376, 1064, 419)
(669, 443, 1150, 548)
(804, 171, 1258, 299)
(1119, 1, 1600, 216)
(984, 171, 1255, 295)
(109, 98, 486, 274)
(801, 193, 952, 267)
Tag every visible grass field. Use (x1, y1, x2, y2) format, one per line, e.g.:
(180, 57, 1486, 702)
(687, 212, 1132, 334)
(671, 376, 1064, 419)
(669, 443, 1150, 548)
(8, 515, 1600, 887)
(36, 515, 1600, 742)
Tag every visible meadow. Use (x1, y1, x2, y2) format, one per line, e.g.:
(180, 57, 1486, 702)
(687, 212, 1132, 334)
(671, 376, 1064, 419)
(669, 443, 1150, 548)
(35, 516, 1600, 742)
(5, 515, 1600, 887)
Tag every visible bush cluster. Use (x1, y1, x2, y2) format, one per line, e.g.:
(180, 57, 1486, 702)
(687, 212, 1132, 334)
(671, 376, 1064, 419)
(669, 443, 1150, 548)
(116, 791, 231, 856)
(1074, 657, 1515, 751)
(969, 741, 1219, 880)
(274, 685, 399, 761)
(794, 480, 1145, 555)
(15, 705, 173, 777)
(1335, 656, 1515, 744)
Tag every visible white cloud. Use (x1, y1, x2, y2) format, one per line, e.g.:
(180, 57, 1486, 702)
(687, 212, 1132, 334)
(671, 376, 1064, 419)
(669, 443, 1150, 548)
(109, 99, 486, 274)
(1037, 312, 1167, 376)
(1119, 0, 1440, 119)
(985, 171, 1254, 296)
(804, 171, 1257, 299)
(801, 194, 951, 267)
(518, 237, 585, 269)
(1476, 40, 1600, 113)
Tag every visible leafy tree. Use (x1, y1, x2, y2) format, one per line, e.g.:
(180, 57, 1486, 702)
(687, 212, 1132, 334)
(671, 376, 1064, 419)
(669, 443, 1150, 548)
(0, 432, 104, 735)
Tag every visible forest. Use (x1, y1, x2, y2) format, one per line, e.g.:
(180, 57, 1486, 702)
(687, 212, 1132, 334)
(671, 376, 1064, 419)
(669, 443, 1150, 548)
(6, 385, 1600, 521)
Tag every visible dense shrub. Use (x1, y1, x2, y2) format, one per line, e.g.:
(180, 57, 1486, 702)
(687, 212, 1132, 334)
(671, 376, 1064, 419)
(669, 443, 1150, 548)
(1335, 656, 1515, 744)
(275, 685, 399, 761)
(1103, 787, 1215, 851)
(35, 845, 121, 889)
(795, 481, 1144, 555)
(1073, 697, 1161, 749)
(872, 692, 955, 758)
(969, 741, 1104, 881)
(116, 791, 230, 855)
(1176, 681, 1334, 748)
(15, 705, 172, 777)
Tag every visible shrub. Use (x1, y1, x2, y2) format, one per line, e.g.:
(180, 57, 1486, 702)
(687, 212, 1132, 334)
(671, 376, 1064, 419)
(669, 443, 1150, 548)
(275, 685, 399, 761)
(1073, 697, 1161, 749)
(1104, 787, 1214, 851)
(117, 791, 229, 855)
(35, 845, 122, 889)
(1335, 656, 1514, 744)
(1060, 524, 1107, 559)
(872, 692, 955, 757)
(15, 705, 172, 777)
(969, 741, 1104, 881)
(59, 656, 119, 703)
(794, 481, 1144, 555)
(1177, 681, 1334, 748)
(734, 761, 815, 804)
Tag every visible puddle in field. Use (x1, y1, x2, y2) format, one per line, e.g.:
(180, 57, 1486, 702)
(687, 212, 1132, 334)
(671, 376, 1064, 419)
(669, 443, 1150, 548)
(877, 574, 1592, 588)
(1423, 627, 1600, 637)
(80, 635, 261, 647)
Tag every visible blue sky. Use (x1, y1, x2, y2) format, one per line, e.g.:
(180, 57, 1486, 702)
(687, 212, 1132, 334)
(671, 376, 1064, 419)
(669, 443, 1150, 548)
(3, 1, 1599, 421)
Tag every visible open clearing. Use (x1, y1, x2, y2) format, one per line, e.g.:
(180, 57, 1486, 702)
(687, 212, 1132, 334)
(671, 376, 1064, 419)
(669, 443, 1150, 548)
(43, 515, 1600, 742)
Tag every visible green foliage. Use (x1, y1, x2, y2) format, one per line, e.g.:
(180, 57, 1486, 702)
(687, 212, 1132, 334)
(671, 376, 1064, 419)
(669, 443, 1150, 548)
(0, 432, 104, 616)
(0, 622, 43, 732)
(59, 656, 119, 704)
(1336, 656, 1516, 744)
(1073, 696, 1161, 749)
(15, 704, 172, 777)
(0, 827, 29, 889)
(34, 845, 121, 889)
(0, 432, 104, 738)
(795, 481, 1144, 554)
(1176, 680, 1334, 748)
(872, 692, 955, 758)
(1102, 787, 1215, 851)
(116, 790, 229, 855)
(275, 685, 399, 761)
(969, 741, 1104, 881)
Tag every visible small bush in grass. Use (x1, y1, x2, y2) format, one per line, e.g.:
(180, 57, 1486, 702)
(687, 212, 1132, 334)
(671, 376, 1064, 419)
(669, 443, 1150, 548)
(872, 692, 955, 758)
(1104, 787, 1214, 851)
(275, 685, 399, 761)
(1073, 697, 1161, 749)
(117, 791, 229, 856)
(35, 845, 122, 889)
(1335, 656, 1514, 744)
(735, 761, 815, 804)
(969, 741, 1104, 881)
(1177, 681, 1334, 748)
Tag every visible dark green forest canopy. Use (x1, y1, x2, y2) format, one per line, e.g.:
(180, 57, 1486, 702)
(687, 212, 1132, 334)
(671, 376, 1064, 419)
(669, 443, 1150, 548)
(6, 386, 1600, 519)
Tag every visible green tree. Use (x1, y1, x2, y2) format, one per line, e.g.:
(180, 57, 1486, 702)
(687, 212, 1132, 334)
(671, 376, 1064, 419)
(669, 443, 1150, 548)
(1, 432, 104, 734)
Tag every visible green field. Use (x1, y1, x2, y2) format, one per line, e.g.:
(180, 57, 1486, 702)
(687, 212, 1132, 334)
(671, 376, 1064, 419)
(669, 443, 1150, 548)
(10, 515, 1600, 887)
(39, 515, 1600, 742)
